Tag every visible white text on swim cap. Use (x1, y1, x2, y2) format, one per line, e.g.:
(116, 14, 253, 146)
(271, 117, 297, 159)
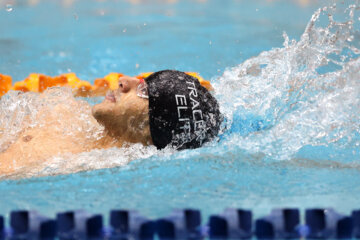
(174, 81, 206, 144)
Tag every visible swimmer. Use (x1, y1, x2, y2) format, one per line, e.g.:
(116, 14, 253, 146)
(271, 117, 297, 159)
(0, 70, 222, 176)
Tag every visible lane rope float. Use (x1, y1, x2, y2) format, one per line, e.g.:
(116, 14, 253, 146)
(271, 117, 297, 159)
(0, 72, 213, 97)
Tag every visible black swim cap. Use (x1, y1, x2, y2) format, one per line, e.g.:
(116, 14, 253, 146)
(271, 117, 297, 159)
(144, 70, 222, 149)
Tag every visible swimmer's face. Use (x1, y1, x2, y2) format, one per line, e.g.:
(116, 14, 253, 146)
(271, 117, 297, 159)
(92, 76, 152, 145)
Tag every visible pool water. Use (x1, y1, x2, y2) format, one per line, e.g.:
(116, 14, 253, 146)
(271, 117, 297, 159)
(0, 0, 360, 221)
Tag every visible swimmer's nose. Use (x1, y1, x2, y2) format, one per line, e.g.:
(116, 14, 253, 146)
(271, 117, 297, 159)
(119, 76, 141, 89)
(130, 76, 141, 86)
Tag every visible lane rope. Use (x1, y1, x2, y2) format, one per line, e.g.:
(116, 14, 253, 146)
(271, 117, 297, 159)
(0, 72, 213, 97)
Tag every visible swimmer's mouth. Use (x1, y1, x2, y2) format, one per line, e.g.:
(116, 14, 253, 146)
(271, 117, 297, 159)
(105, 91, 116, 103)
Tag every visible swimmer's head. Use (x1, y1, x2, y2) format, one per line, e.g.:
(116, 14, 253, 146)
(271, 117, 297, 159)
(92, 76, 153, 145)
(92, 70, 223, 149)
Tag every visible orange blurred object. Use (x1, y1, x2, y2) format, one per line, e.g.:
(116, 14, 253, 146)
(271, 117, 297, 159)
(74, 81, 93, 97)
(93, 72, 123, 96)
(94, 78, 109, 88)
(39, 75, 68, 92)
(1, 71, 213, 97)
(61, 73, 80, 87)
(186, 72, 213, 91)
(93, 78, 110, 96)
(55, 73, 93, 97)
(0, 74, 12, 97)
(104, 72, 124, 90)
(12, 73, 41, 92)
(136, 72, 153, 79)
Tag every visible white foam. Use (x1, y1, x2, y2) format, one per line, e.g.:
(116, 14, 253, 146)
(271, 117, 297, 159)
(0, 87, 163, 178)
(214, 1, 360, 160)
(1, 1, 360, 178)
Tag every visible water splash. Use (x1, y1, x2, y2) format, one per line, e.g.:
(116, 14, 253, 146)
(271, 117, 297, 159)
(0, 88, 100, 152)
(1, 1, 360, 179)
(215, 1, 360, 161)
(0, 88, 162, 178)
(5, 4, 13, 12)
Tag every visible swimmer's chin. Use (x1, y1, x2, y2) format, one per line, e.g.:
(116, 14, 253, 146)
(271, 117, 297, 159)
(92, 101, 114, 123)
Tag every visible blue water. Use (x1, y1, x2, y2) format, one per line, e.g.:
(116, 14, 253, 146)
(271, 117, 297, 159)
(1, 0, 360, 222)
(1, 0, 322, 81)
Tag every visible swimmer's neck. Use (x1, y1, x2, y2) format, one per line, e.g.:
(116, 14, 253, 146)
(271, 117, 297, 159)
(93, 126, 153, 149)
(92, 131, 125, 149)
(92, 129, 153, 149)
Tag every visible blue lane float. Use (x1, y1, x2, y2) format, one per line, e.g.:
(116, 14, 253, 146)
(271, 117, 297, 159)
(305, 208, 353, 239)
(353, 210, 360, 238)
(9, 210, 56, 240)
(0, 215, 4, 240)
(56, 210, 103, 240)
(255, 208, 300, 239)
(0, 208, 359, 239)
(208, 208, 252, 239)
(109, 210, 155, 240)
(156, 209, 203, 239)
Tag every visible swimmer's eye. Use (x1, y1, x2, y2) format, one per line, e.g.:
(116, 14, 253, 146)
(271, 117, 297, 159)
(119, 82, 123, 88)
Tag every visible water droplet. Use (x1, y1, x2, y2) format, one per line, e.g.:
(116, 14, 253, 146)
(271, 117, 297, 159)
(73, 14, 79, 20)
(255, 8, 259, 12)
(123, 28, 127, 33)
(209, 40, 212, 45)
(135, 63, 139, 69)
(143, 23, 147, 26)
(67, 68, 71, 72)
(5, 4, 13, 12)
(347, 35, 354, 42)
(99, 10, 105, 16)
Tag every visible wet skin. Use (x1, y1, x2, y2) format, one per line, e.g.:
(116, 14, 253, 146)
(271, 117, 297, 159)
(0, 76, 152, 176)
(92, 76, 152, 145)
